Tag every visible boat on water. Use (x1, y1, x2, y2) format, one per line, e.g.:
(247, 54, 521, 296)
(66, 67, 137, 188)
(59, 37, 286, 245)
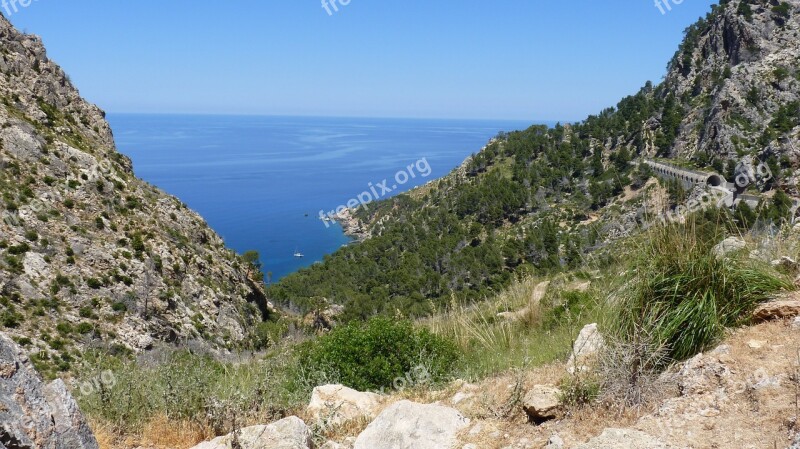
(293, 248, 304, 258)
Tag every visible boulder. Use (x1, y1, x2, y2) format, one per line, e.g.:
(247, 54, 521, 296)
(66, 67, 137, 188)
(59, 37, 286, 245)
(753, 299, 800, 322)
(353, 400, 469, 449)
(307, 384, 383, 427)
(567, 323, 604, 374)
(522, 385, 562, 423)
(573, 428, 672, 449)
(189, 417, 311, 449)
(0, 333, 99, 449)
(712, 237, 746, 259)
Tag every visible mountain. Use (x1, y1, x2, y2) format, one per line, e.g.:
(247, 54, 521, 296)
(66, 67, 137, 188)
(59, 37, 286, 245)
(0, 14, 268, 377)
(268, 0, 800, 321)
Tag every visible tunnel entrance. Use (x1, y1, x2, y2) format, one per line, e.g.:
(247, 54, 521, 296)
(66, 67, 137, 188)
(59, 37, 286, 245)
(706, 175, 724, 187)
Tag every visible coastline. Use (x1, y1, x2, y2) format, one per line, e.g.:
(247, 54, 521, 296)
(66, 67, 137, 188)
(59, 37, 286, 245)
(330, 208, 369, 241)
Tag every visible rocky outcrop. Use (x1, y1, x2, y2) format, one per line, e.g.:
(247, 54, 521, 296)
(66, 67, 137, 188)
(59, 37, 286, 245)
(306, 384, 383, 427)
(712, 237, 747, 259)
(566, 323, 604, 374)
(753, 297, 800, 321)
(661, 0, 800, 175)
(573, 428, 672, 449)
(353, 400, 469, 449)
(189, 417, 312, 449)
(0, 333, 98, 449)
(521, 385, 562, 423)
(0, 12, 266, 366)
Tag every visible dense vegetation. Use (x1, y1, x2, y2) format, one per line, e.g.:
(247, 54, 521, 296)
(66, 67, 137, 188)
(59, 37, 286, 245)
(268, 81, 795, 322)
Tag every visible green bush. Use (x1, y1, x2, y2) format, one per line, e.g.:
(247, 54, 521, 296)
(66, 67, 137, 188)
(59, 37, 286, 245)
(615, 219, 791, 362)
(297, 317, 460, 392)
(111, 302, 127, 312)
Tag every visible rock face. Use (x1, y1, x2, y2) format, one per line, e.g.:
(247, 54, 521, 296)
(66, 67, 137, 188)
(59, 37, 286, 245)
(307, 384, 383, 427)
(0, 333, 98, 449)
(573, 428, 671, 449)
(353, 400, 469, 449)
(567, 323, 604, 374)
(189, 417, 311, 449)
(521, 385, 562, 423)
(0, 12, 268, 365)
(753, 299, 800, 321)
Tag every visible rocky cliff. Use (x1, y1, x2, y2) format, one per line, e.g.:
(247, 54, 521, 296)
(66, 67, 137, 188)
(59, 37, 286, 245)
(0, 333, 98, 448)
(0, 14, 267, 376)
(662, 0, 800, 189)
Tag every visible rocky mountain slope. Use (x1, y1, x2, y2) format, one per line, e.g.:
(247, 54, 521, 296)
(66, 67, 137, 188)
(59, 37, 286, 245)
(270, 0, 800, 320)
(0, 14, 268, 377)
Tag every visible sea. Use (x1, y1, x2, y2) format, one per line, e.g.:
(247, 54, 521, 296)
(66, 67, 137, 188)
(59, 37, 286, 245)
(108, 115, 535, 281)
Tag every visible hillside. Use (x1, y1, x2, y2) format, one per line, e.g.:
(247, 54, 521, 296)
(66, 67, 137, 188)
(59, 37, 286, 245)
(0, 14, 269, 377)
(268, 0, 800, 321)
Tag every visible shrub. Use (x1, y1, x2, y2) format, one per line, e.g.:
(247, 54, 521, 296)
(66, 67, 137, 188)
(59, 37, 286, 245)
(297, 317, 460, 392)
(76, 322, 94, 334)
(7, 243, 30, 255)
(614, 219, 791, 363)
(111, 302, 127, 312)
(86, 278, 103, 289)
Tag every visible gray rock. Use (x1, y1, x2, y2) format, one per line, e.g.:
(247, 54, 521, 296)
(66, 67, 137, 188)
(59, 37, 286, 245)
(189, 416, 312, 449)
(712, 237, 746, 259)
(0, 333, 99, 449)
(353, 400, 470, 449)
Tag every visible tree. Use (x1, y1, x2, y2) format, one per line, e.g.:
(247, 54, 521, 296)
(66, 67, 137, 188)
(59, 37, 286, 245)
(242, 250, 264, 280)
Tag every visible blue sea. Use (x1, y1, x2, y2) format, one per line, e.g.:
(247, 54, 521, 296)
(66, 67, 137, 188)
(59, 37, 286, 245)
(108, 115, 534, 280)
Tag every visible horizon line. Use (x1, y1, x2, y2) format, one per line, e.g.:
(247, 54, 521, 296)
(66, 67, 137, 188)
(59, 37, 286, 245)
(104, 110, 571, 124)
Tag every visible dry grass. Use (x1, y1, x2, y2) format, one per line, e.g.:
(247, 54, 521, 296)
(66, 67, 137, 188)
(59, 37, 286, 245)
(91, 415, 211, 449)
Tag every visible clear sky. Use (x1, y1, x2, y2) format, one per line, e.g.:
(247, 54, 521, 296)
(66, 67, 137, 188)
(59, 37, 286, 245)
(7, 0, 717, 121)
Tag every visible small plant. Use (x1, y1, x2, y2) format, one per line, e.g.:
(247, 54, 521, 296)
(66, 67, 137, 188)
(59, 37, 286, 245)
(111, 302, 127, 313)
(86, 278, 103, 289)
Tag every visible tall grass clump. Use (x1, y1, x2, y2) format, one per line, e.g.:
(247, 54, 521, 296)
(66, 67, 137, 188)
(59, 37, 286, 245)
(614, 217, 791, 363)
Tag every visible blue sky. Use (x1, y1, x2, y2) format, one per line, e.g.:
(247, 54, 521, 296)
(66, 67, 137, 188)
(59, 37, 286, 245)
(7, 0, 717, 121)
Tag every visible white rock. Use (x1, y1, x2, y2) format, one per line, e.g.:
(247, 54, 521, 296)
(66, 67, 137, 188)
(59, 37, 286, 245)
(451, 391, 473, 405)
(307, 384, 383, 427)
(567, 323, 604, 374)
(522, 385, 562, 422)
(793, 316, 800, 330)
(573, 428, 672, 449)
(712, 237, 746, 259)
(22, 251, 48, 279)
(353, 400, 469, 449)
(189, 417, 311, 449)
(545, 433, 564, 449)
